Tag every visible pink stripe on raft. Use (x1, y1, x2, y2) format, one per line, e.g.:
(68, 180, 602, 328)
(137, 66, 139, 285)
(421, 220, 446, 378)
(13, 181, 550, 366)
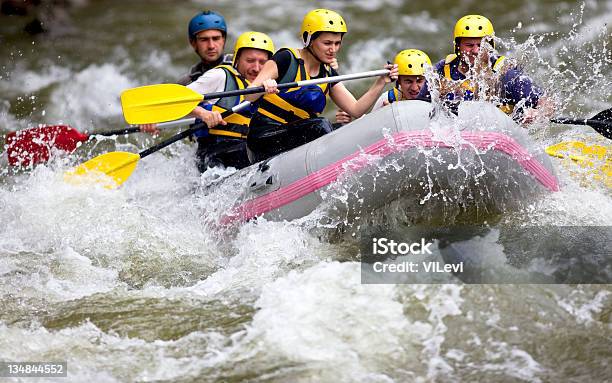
(220, 130, 559, 225)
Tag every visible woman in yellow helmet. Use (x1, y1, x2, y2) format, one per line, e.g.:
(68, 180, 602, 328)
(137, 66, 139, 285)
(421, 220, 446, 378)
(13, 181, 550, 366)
(371, 49, 431, 112)
(418, 15, 553, 123)
(187, 31, 275, 171)
(244, 9, 398, 163)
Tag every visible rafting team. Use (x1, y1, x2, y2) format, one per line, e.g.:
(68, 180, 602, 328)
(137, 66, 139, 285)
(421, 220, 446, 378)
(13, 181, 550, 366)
(141, 9, 552, 172)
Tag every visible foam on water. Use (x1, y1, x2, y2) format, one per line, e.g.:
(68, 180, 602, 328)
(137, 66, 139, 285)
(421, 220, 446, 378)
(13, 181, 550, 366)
(0, 99, 24, 132)
(1, 1, 611, 381)
(0, 143, 229, 298)
(477, 343, 545, 382)
(503, 175, 612, 226)
(555, 289, 610, 324)
(186, 220, 328, 299)
(0, 64, 72, 95)
(342, 37, 397, 78)
(0, 320, 234, 382)
(400, 12, 443, 34)
(48, 64, 136, 129)
(232, 262, 424, 381)
(0, 246, 119, 302)
(138, 50, 184, 80)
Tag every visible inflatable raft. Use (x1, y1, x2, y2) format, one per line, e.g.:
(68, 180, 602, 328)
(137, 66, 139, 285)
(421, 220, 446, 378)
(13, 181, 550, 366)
(214, 100, 558, 226)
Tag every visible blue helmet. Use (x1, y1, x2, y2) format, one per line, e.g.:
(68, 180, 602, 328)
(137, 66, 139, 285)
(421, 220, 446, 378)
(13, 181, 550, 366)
(188, 10, 227, 40)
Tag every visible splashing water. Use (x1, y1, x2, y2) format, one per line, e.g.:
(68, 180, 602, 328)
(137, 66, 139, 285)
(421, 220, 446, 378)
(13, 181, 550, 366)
(1, 1, 611, 382)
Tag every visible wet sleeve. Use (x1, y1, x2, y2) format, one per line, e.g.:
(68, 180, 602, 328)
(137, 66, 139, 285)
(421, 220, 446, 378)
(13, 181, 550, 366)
(186, 68, 227, 104)
(328, 67, 340, 88)
(501, 68, 543, 108)
(272, 50, 293, 81)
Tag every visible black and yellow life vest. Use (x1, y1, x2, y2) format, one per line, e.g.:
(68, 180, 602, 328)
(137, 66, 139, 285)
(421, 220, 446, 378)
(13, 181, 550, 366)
(256, 48, 333, 125)
(442, 54, 513, 114)
(207, 65, 251, 139)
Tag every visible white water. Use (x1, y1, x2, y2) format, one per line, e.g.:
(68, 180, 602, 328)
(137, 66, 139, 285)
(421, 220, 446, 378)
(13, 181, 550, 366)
(1, 1, 611, 381)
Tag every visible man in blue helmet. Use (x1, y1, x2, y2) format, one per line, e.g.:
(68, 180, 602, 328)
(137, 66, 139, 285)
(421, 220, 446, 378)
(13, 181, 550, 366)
(177, 10, 233, 86)
(141, 10, 232, 133)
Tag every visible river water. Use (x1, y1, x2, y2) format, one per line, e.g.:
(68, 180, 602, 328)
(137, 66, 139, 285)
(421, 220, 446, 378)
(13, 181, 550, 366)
(1, 1, 611, 382)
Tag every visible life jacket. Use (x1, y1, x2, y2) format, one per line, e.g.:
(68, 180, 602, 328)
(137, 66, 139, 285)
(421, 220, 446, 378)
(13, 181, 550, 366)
(196, 64, 252, 139)
(442, 54, 513, 114)
(255, 48, 332, 125)
(179, 54, 234, 86)
(387, 87, 402, 104)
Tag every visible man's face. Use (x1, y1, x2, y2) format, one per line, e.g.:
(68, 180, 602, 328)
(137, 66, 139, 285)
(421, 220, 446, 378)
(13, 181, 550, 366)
(458, 37, 483, 66)
(398, 75, 426, 99)
(190, 29, 225, 63)
(235, 48, 269, 82)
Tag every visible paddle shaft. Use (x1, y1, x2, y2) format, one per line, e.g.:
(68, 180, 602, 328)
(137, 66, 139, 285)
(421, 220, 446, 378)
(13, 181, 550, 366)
(551, 116, 612, 140)
(200, 69, 390, 101)
(96, 118, 197, 137)
(138, 102, 249, 159)
(550, 117, 610, 126)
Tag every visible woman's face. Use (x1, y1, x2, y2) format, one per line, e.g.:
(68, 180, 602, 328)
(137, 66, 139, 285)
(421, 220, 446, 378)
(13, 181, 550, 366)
(310, 32, 343, 64)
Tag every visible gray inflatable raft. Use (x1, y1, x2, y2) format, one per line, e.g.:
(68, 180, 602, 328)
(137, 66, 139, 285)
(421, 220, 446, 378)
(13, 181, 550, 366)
(217, 100, 557, 226)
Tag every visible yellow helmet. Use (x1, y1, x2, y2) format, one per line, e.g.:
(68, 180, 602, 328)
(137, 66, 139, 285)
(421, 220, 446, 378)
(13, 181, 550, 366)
(394, 49, 431, 76)
(453, 15, 495, 53)
(300, 9, 347, 46)
(232, 31, 275, 65)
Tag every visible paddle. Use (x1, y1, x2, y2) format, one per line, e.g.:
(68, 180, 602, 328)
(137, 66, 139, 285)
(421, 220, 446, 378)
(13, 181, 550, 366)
(120, 69, 391, 124)
(550, 108, 612, 140)
(64, 101, 251, 188)
(546, 141, 611, 186)
(5, 118, 195, 167)
(546, 141, 608, 162)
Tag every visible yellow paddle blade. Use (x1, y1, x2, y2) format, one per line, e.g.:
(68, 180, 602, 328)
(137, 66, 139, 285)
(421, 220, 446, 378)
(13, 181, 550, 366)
(601, 162, 612, 188)
(120, 84, 203, 124)
(546, 141, 611, 188)
(545, 141, 608, 162)
(64, 151, 141, 189)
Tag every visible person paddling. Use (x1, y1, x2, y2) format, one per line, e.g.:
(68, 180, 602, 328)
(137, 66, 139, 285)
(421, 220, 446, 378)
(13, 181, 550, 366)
(186, 31, 275, 171)
(418, 14, 554, 123)
(243, 8, 398, 163)
(371, 49, 432, 112)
